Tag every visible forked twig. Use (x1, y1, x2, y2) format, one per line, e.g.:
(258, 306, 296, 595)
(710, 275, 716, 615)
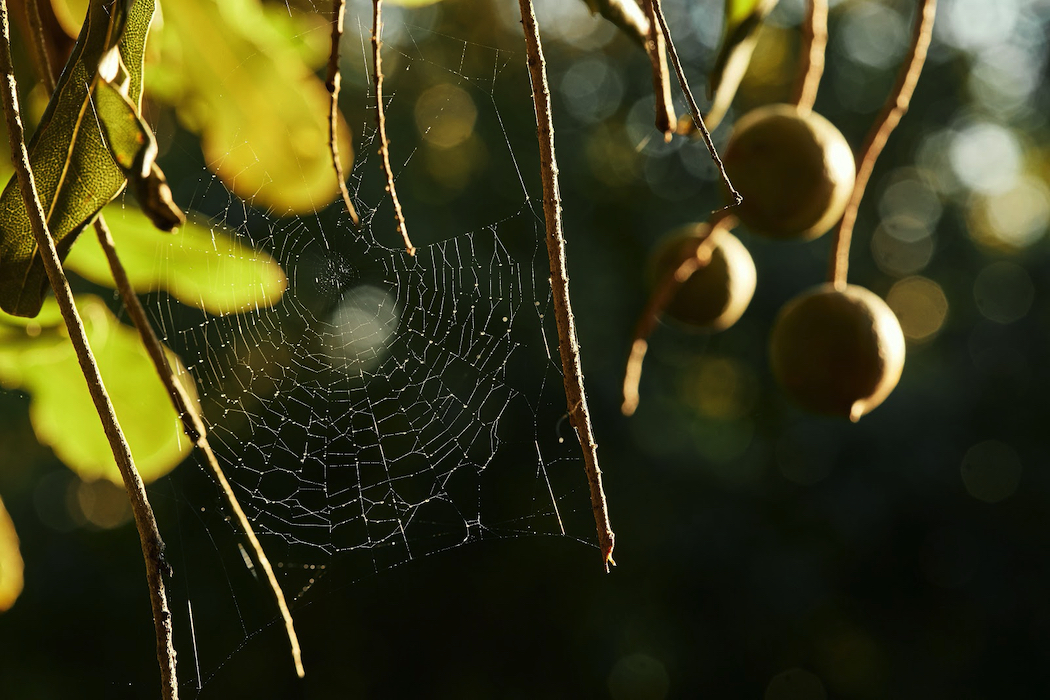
(792, 0, 828, 114)
(829, 0, 936, 288)
(641, 0, 675, 140)
(0, 2, 178, 697)
(93, 220, 306, 679)
(621, 213, 736, 417)
(325, 0, 360, 226)
(518, 0, 615, 571)
(651, 0, 741, 206)
(372, 0, 414, 256)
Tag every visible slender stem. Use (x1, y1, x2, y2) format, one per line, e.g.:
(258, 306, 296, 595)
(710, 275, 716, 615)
(0, 3, 178, 697)
(641, 0, 674, 140)
(651, 0, 741, 206)
(93, 219, 306, 678)
(25, 0, 53, 92)
(585, 0, 649, 46)
(621, 213, 735, 416)
(518, 0, 615, 571)
(372, 0, 414, 256)
(325, 0, 360, 226)
(829, 0, 936, 288)
(792, 0, 827, 115)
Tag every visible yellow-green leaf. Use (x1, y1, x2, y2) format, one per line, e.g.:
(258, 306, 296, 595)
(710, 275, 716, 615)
(149, 0, 352, 215)
(701, 0, 779, 132)
(64, 205, 287, 315)
(0, 495, 23, 612)
(0, 296, 196, 484)
(0, 0, 157, 318)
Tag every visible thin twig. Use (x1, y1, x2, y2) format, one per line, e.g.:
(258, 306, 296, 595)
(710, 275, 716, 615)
(651, 0, 741, 206)
(0, 3, 178, 697)
(518, 0, 615, 571)
(829, 0, 936, 288)
(621, 213, 735, 417)
(93, 219, 306, 678)
(792, 0, 827, 114)
(584, 0, 649, 46)
(372, 0, 414, 256)
(641, 0, 674, 140)
(25, 0, 53, 91)
(325, 0, 359, 226)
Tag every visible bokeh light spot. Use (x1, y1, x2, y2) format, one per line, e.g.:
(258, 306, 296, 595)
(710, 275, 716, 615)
(973, 261, 1034, 323)
(871, 219, 935, 277)
(561, 56, 624, 125)
(968, 175, 1050, 250)
(886, 276, 948, 342)
(949, 123, 1022, 195)
(415, 83, 478, 149)
(961, 440, 1022, 503)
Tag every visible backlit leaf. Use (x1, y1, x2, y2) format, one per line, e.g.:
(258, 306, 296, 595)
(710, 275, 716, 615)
(149, 0, 353, 215)
(679, 0, 778, 134)
(0, 495, 23, 612)
(0, 296, 197, 484)
(0, 0, 157, 318)
(64, 205, 287, 315)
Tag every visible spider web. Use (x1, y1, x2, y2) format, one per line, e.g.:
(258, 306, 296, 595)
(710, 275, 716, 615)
(149, 1, 604, 689)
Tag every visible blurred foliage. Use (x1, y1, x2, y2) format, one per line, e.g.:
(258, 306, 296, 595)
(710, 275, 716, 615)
(0, 295, 195, 484)
(64, 204, 287, 315)
(148, 0, 353, 214)
(0, 495, 23, 611)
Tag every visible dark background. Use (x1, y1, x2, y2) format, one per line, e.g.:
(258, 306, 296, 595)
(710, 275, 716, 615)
(3, 0, 1050, 698)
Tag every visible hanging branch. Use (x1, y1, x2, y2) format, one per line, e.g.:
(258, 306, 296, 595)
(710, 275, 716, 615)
(651, 0, 741, 206)
(792, 0, 828, 114)
(622, 213, 736, 417)
(829, 0, 936, 288)
(24, 1, 306, 677)
(325, 0, 360, 227)
(518, 0, 615, 571)
(641, 0, 675, 140)
(585, 0, 649, 46)
(93, 220, 306, 679)
(0, 2, 178, 697)
(372, 0, 414, 256)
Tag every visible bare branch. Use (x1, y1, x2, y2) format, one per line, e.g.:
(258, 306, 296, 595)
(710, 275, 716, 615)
(326, 0, 360, 226)
(372, 0, 414, 256)
(622, 214, 735, 416)
(0, 2, 178, 696)
(518, 0, 615, 571)
(829, 0, 936, 288)
(792, 0, 828, 114)
(652, 0, 741, 206)
(641, 0, 675, 140)
(93, 219, 306, 678)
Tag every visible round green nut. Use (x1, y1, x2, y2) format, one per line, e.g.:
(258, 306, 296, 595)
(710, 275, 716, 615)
(649, 223, 757, 331)
(723, 104, 856, 241)
(769, 283, 905, 421)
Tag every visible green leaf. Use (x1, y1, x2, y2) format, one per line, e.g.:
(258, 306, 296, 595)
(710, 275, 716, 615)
(64, 205, 288, 315)
(94, 69, 185, 232)
(697, 0, 779, 132)
(0, 0, 157, 318)
(148, 0, 353, 215)
(0, 295, 196, 484)
(0, 495, 23, 613)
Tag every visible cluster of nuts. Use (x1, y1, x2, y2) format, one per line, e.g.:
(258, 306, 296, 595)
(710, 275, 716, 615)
(642, 103, 905, 422)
